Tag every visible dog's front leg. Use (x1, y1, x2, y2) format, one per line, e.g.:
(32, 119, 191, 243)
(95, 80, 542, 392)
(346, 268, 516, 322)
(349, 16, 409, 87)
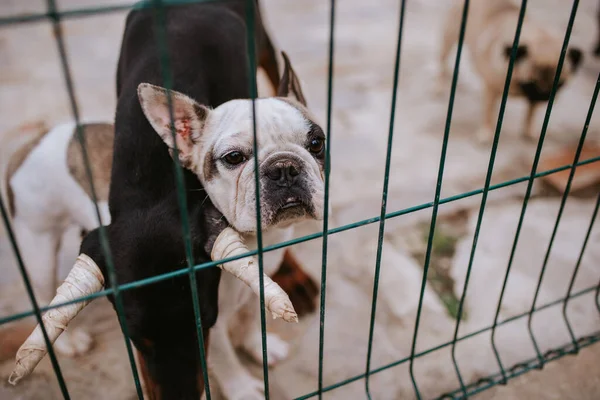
(477, 88, 499, 145)
(209, 317, 266, 400)
(11, 218, 93, 357)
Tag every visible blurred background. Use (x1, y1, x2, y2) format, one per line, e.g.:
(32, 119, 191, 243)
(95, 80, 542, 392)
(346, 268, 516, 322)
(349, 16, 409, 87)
(1, 0, 600, 398)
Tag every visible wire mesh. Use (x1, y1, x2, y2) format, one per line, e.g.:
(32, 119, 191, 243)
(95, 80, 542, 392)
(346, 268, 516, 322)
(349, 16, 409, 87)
(1, 0, 599, 399)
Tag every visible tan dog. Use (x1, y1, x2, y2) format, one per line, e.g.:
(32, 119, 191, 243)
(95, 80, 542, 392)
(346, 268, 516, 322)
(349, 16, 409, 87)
(437, 0, 583, 143)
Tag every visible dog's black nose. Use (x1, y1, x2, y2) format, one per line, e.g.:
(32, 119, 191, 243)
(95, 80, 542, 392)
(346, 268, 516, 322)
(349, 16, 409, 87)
(265, 160, 302, 187)
(537, 66, 555, 89)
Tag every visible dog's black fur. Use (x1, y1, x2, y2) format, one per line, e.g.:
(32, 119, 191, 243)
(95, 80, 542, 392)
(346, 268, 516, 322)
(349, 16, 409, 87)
(80, 1, 280, 398)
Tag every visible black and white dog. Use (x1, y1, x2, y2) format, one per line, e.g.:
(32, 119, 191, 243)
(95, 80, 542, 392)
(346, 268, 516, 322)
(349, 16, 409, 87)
(77, 1, 325, 398)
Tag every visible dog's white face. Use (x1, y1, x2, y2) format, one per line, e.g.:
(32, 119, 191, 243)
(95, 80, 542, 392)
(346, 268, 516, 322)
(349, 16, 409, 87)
(138, 54, 325, 233)
(498, 27, 583, 102)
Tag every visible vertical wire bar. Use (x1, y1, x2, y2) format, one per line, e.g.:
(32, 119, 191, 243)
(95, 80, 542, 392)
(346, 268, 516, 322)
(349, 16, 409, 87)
(0, 198, 70, 398)
(408, 1, 470, 398)
(245, 0, 270, 397)
(563, 190, 600, 350)
(150, 0, 212, 397)
(558, 73, 600, 352)
(490, 0, 580, 377)
(525, 0, 580, 367)
(451, 0, 529, 394)
(317, 0, 335, 400)
(317, 0, 336, 397)
(363, 1, 406, 399)
(596, 278, 600, 315)
(45, 1, 144, 397)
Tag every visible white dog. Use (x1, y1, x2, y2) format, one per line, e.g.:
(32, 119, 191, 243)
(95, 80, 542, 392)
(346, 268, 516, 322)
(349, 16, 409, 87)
(1, 120, 113, 357)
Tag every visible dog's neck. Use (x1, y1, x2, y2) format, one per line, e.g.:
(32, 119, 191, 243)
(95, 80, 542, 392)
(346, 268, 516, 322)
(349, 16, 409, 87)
(241, 225, 295, 251)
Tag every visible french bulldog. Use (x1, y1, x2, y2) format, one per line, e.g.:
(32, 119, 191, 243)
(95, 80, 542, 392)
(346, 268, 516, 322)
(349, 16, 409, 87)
(76, 1, 325, 398)
(136, 54, 325, 399)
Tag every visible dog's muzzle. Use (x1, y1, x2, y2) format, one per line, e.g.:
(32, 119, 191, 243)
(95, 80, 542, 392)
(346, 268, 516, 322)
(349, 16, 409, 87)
(519, 81, 565, 103)
(519, 66, 564, 103)
(261, 154, 315, 224)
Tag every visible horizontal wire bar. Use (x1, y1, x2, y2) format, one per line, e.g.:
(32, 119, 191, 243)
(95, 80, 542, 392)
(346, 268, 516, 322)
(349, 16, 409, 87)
(438, 333, 600, 399)
(0, 0, 222, 26)
(1, 155, 599, 327)
(294, 283, 599, 400)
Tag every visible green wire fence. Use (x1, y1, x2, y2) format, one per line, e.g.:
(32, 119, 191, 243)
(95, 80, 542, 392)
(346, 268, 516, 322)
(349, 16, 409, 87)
(1, 0, 599, 399)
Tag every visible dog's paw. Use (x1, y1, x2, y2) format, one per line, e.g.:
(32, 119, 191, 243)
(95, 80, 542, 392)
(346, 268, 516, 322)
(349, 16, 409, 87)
(54, 328, 93, 357)
(245, 332, 290, 367)
(221, 374, 265, 400)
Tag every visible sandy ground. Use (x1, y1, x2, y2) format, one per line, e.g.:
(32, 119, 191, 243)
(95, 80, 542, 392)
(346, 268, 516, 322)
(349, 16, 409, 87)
(1, 0, 600, 399)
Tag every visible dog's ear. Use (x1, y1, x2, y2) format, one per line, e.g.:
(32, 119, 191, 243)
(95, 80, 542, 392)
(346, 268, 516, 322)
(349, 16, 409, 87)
(138, 83, 209, 167)
(277, 51, 307, 107)
(567, 47, 583, 71)
(504, 44, 528, 62)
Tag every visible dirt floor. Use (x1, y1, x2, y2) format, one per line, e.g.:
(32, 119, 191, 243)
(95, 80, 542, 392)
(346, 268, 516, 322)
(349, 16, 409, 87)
(1, 0, 600, 399)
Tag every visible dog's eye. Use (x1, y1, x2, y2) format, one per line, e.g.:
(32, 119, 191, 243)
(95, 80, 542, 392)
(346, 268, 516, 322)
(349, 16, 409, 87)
(308, 138, 324, 154)
(222, 151, 246, 166)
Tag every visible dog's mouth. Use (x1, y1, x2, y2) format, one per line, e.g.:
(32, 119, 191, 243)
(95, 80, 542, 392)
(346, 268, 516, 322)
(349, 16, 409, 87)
(280, 199, 303, 210)
(270, 196, 314, 226)
(519, 81, 564, 103)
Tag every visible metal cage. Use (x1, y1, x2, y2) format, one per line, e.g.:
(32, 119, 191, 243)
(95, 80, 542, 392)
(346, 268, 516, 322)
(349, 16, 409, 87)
(0, 0, 599, 399)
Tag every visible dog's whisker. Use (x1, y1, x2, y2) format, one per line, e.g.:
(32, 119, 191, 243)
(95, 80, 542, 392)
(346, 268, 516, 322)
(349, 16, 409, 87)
(200, 194, 210, 207)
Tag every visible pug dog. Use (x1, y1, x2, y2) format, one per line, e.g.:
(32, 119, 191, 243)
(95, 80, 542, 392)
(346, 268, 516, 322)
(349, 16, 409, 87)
(437, 0, 583, 144)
